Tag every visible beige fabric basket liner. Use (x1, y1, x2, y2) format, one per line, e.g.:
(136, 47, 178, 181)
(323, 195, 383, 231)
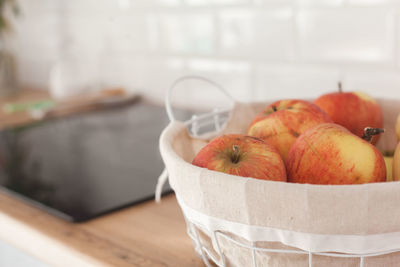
(159, 99, 400, 265)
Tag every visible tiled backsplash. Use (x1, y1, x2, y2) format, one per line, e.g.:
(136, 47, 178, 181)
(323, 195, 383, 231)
(8, 0, 400, 109)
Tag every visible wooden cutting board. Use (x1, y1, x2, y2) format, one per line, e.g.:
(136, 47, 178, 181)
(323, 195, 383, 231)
(0, 88, 138, 130)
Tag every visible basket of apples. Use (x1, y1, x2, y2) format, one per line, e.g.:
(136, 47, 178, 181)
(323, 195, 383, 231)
(158, 77, 400, 267)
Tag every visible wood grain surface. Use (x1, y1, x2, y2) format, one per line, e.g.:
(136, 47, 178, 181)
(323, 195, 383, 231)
(0, 89, 49, 129)
(0, 192, 204, 267)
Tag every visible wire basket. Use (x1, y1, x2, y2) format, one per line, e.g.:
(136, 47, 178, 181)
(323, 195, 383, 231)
(157, 76, 400, 267)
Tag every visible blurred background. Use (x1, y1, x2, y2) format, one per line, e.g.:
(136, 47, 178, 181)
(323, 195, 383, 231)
(0, 1, 398, 265)
(3, 0, 399, 110)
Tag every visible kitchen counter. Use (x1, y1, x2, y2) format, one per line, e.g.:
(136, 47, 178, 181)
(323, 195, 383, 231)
(0, 192, 204, 266)
(0, 90, 204, 266)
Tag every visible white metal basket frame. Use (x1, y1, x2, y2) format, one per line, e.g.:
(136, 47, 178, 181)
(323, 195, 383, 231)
(157, 76, 400, 267)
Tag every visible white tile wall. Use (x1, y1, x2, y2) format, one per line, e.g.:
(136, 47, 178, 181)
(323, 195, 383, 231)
(185, 58, 252, 106)
(125, 56, 186, 104)
(254, 63, 342, 100)
(296, 0, 343, 7)
(187, 0, 250, 5)
(297, 8, 395, 64)
(159, 13, 215, 54)
(7, 0, 400, 108)
(219, 8, 295, 60)
(346, 0, 398, 6)
(343, 68, 400, 98)
(256, 0, 293, 5)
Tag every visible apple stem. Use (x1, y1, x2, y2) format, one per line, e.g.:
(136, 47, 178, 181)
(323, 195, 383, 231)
(383, 150, 395, 157)
(232, 145, 240, 164)
(272, 105, 277, 112)
(338, 82, 343, 93)
(362, 127, 385, 143)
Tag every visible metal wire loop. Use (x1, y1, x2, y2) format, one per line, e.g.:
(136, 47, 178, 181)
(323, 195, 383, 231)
(165, 75, 235, 122)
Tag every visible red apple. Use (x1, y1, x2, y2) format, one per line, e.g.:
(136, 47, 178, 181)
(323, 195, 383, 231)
(247, 99, 332, 161)
(192, 134, 286, 181)
(287, 123, 386, 185)
(314, 86, 383, 144)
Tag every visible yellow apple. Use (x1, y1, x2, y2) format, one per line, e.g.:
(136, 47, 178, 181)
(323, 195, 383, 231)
(381, 150, 394, 182)
(287, 123, 386, 185)
(385, 156, 393, 182)
(396, 114, 400, 141)
(247, 99, 332, 161)
(393, 142, 400, 181)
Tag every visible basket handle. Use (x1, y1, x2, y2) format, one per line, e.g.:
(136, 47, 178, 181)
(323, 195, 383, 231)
(157, 76, 234, 203)
(165, 75, 235, 122)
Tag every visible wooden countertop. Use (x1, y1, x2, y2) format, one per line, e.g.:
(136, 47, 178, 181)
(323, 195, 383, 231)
(0, 90, 204, 266)
(0, 192, 204, 266)
(0, 89, 50, 129)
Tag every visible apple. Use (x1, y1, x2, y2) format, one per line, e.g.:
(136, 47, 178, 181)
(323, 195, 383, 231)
(192, 134, 286, 181)
(314, 84, 383, 144)
(287, 123, 386, 185)
(393, 142, 400, 181)
(384, 155, 393, 182)
(382, 150, 394, 182)
(247, 99, 332, 161)
(396, 114, 400, 141)
(392, 115, 400, 181)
